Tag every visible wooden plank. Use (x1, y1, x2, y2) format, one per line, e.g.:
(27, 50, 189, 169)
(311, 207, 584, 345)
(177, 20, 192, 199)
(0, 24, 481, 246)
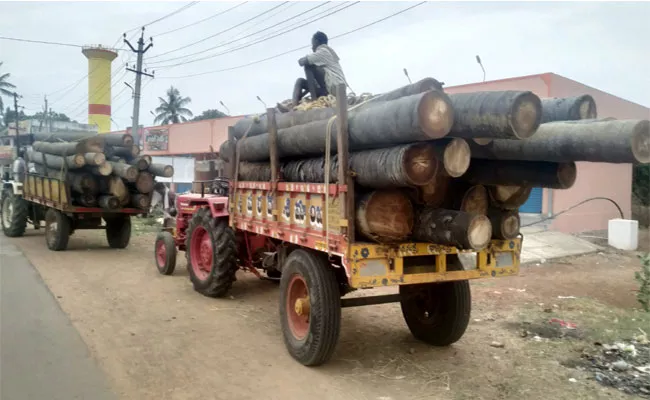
(335, 83, 354, 243)
(267, 108, 279, 222)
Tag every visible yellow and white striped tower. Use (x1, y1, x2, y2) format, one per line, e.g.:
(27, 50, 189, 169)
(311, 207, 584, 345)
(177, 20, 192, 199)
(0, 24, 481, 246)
(82, 46, 118, 133)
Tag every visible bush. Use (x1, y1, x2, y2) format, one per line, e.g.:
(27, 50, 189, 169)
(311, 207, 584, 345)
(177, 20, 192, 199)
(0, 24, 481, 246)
(636, 254, 650, 312)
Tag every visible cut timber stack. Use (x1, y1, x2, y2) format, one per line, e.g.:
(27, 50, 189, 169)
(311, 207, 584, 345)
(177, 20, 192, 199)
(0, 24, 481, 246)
(25, 132, 173, 212)
(224, 78, 650, 251)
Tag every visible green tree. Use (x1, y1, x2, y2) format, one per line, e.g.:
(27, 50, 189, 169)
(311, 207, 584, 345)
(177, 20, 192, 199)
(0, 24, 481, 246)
(0, 62, 17, 126)
(191, 109, 228, 121)
(153, 86, 193, 125)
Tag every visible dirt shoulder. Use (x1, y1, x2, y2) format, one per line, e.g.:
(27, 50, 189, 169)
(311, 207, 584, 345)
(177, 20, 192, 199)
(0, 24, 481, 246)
(7, 229, 649, 400)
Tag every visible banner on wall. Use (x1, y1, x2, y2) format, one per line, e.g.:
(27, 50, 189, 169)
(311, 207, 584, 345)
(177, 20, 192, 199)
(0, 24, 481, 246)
(144, 127, 170, 151)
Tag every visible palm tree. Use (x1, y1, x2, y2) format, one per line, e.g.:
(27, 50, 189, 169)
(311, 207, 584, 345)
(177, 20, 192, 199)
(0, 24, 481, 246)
(153, 86, 193, 125)
(0, 62, 17, 127)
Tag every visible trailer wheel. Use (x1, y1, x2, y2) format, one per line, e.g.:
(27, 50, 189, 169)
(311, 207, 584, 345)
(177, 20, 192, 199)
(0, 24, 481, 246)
(399, 279, 471, 346)
(106, 215, 131, 249)
(45, 208, 71, 251)
(1, 190, 28, 238)
(155, 231, 177, 275)
(185, 208, 237, 297)
(279, 249, 341, 366)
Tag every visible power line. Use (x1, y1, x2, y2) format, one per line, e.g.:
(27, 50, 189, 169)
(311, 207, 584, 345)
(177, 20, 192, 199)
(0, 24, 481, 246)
(151, 2, 250, 38)
(154, 2, 359, 70)
(159, 2, 427, 80)
(0, 35, 92, 49)
(148, 2, 289, 60)
(124, 1, 199, 34)
(148, 1, 331, 66)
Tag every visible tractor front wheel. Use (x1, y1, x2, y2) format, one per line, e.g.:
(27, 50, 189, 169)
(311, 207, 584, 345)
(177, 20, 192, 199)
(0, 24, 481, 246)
(155, 231, 177, 275)
(185, 208, 237, 297)
(1, 189, 28, 237)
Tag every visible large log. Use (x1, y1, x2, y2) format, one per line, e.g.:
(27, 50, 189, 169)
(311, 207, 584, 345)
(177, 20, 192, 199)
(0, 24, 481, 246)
(448, 91, 542, 140)
(237, 91, 455, 162)
(109, 161, 138, 182)
(232, 78, 445, 139)
(103, 134, 134, 147)
(111, 145, 140, 159)
(131, 194, 151, 210)
(412, 208, 492, 250)
(447, 182, 489, 215)
(32, 131, 133, 147)
(488, 208, 521, 240)
(148, 163, 174, 178)
(464, 159, 577, 189)
(129, 156, 150, 171)
(33, 140, 103, 155)
(470, 119, 650, 164)
(431, 138, 471, 178)
(356, 190, 414, 243)
(410, 175, 450, 208)
(26, 149, 85, 169)
(86, 162, 113, 177)
(540, 95, 597, 123)
(69, 172, 99, 194)
(74, 193, 98, 208)
(488, 185, 532, 210)
(135, 172, 155, 194)
(106, 176, 129, 205)
(83, 152, 106, 166)
(99, 195, 120, 210)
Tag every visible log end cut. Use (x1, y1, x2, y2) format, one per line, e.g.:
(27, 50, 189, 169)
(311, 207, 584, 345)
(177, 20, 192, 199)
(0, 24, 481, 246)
(460, 184, 489, 215)
(443, 138, 471, 178)
(632, 120, 650, 164)
(357, 190, 414, 243)
(419, 91, 455, 139)
(468, 215, 493, 251)
(556, 162, 578, 189)
(576, 95, 598, 120)
(510, 92, 542, 139)
(489, 185, 533, 210)
(403, 143, 439, 186)
(488, 209, 521, 240)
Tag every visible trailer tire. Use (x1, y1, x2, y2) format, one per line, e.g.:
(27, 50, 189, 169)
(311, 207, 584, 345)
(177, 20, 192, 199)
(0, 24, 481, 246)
(1, 190, 28, 238)
(106, 215, 131, 249)
(45, 208, 71, 251)
(155, 231, 177, 275)
(399, 279, 471, 346)
(279, 249, 341, 366)
(185, 208, 237, 297)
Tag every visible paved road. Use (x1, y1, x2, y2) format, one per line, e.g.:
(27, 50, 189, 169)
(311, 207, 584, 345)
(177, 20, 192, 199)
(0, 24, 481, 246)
(0, 236, 115, 400)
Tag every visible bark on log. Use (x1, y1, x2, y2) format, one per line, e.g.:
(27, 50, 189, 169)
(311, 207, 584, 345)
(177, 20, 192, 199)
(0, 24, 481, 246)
(112, 145, 140, 159)
(488, 185, 532, 210)
(447, 182, 489, 215)
(219, 139, 236, 162)
(83, 152, 106, 166)
(26, 149, 85, 169)
(232, 78, 445, 139)
(131, 194, 151, 210)
(107, 176, 129, 204)
(237, 91, 455, 162)
(470, 119, 650, 164)
(129, 156, 150, 171)
(74, 193, 98, 207)
(33, 140, 103, 155)
(99, 195, 120, 210)
(32, 131, 133, 147)
(109, 161, 138, 182)
(135, 172, 155, 194)
(412, 208, 492, 250)
(103, 134, 134, 147)
(540, 95, 597, 123)
(148, 163, 174, 178)
(109, 157, 126, 163)
(448, 91, 542, 139)
(464, 159, 577, 189)
(356, 190, 414, 243)
(488, 208, 521, 240)
(86, 162, 113, 177)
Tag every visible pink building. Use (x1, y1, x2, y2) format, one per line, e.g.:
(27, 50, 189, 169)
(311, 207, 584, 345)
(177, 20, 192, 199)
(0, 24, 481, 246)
(446, 73, 649, 233)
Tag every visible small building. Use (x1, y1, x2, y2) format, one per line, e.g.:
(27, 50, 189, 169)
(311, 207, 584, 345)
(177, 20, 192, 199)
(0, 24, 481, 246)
(445, 72, 649, 233)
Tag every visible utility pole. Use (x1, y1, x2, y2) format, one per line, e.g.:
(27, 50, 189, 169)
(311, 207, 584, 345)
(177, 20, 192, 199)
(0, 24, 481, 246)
(13, 92, 21, 152)
(124, 27, 153, 146)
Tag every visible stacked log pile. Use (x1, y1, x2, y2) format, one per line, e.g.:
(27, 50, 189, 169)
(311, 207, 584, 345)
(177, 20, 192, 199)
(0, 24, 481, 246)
(26, 132, 174, 211)
(224, 79, 650, 251)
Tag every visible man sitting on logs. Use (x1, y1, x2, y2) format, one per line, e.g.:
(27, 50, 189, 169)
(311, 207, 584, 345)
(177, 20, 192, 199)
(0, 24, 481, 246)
(293, 31, 348, 106)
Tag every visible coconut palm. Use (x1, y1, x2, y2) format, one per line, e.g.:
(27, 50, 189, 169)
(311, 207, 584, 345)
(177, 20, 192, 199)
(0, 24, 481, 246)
(153, 86, 193, 125)
(0, 62, 16, 126)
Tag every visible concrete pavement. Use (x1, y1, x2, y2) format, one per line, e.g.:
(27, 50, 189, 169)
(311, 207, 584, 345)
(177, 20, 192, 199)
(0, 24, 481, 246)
(0, 237, 115, 400)
(520, 228, 602, 264)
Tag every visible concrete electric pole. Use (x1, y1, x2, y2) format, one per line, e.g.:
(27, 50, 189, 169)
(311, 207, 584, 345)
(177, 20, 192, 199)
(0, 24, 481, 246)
(124, 27, 154, 146)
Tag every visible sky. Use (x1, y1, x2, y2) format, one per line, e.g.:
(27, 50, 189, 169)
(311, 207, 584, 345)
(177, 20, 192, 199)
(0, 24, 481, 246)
(1, 1, 649, 131)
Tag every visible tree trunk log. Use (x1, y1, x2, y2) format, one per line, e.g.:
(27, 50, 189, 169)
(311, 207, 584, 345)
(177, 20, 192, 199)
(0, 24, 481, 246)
(108, 157, 126, 163)
(109, 161, 138, 182)
(33, 140, 103, 155)
(488, 208, 521, 240)
(26, 149, 85, 169)
(130, 194, 151, 209)
(99, 195, 120, 210)
(540, 95, 597, 123)
(69, 172, 99, 194)
(431, 138, 471, 178)
(464, 159, 577, 189)
(232, 78, 445, 139)
(74, 193, 98, 207)
(103, 134, 134, 147)
(412, 208, 492, 250)
(488, 185, 532, 210)
(107, 176, 129, 204)
(410, 175, 450, 208)
(470, 119, 650, 164)
(237, 91, 454, 162)
(356, 190, 414, 243)
(447, 182, 489, 215)
(448, 91, 542, 139)
(86, 162, 113, 177)
(83, 152, 106, 166)
(148, 163, 174, 178)
(135, 172, 155, 194)
(111, 145, 140, 159)
(129, 156, 150, 171)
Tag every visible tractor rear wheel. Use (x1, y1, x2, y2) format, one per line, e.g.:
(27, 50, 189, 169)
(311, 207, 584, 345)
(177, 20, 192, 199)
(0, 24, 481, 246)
(155, 231, 177, 275)
(45, 208, 71, 251)
(1, 189, 28, 237)
(279, 249, 341, 366)
(185, 208, 237, 297)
